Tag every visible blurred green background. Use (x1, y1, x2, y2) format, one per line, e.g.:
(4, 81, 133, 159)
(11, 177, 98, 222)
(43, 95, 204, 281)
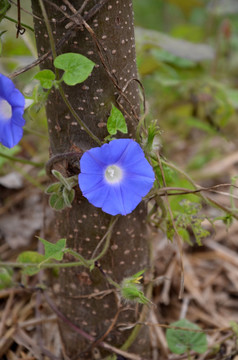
(1, 0, 238, 183)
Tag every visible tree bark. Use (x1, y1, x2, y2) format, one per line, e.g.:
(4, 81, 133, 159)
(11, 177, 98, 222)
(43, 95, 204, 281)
(32, 1, 151, 358)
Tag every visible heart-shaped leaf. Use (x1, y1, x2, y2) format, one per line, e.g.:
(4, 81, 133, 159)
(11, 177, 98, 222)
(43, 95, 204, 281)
(166, 319, 207, 355)
(17, 251, 45, 276)
(107, 104, 128, 135)
(54, 53, 95, 86)
(34, 70, 55, 89)
(39, 237, 66, 262)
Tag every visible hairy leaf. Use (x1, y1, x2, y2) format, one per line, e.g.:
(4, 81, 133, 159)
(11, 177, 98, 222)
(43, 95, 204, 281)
(166, 319, 207, 355)
(39, 237, 66, 262)
(17, 251, 45, 276)
(0, 267, 13, 289)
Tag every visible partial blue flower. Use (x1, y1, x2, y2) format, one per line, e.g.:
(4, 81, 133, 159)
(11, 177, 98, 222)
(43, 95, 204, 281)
(0, 74, 25, 148)
(78, 139, 155, 216)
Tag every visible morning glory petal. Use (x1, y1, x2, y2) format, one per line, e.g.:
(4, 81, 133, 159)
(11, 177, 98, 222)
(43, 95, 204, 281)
(102, 186, 126, 216)
(117, 139, 144, 165)
(80, 151, 105, 174)
(122, 175, 154, 197)
(0, 74, 15, 99)
(101, 139, 131, 164)
(11, 107, 26, 127)
(8, 88, 25, 108)
(0, 122, 23, 148)
(120, 184, 142, 214)
(84, 183, 110, 208)
(124, 160, 155, 178)
(0, 74, 25, 148)
(78, 139, 155, 216)
(78, 173, 104, 194)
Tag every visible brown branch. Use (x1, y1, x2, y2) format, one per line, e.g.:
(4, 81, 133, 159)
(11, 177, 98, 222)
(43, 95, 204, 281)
(9, 29, 72, 79)
(16, 0, 25, 38)
(156, 183, 238, 197)
(9, 0, 110, 79)
(81, 17, 140, 124)
(9, 0, 42, 20)
(81, 297, 121, 357)
(57, 0, 140, 125)
(44, 291, 148, 360)
(45, 151, 82, 178)
(122, 78, 147, 115)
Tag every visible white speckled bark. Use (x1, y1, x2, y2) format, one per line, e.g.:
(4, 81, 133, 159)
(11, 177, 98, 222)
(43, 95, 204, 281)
(32, 1, 150, 358)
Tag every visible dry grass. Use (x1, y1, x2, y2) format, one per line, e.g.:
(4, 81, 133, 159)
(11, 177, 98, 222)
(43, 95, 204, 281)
(0, 154, 238, 360)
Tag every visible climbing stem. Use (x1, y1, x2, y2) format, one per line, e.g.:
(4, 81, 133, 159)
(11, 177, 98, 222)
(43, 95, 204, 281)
(39, 0, 101, 146)
(0, 151, 44, 167)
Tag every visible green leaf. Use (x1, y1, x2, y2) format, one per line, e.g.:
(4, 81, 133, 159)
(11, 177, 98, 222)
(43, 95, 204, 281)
(0, 267, 13, 289)
(230, 321, 238, 338)
(120, 270, 150, 305)
(38, 237, 66, 262)
(121, 283, 150, 305)
(107, 104, 128, 135)
(34, 70, 55, 89)
(54, 53, 95, 86)
(45, 182, 62, 194)
(17, 251, 45, 276)
(131, 269, 145, 280)
(224, 88, 238, 109)
(178, 228, 192, 245)
(49, 193, 66, 211)
(207, 0, 238, 15)
(0, 30, 6, 55)
(90, 263, 95, 271)
(0, 0, 11, 22)
(51, 170, 71, 190)
(185, 116, 217, 135)
(0, 145, 21, 169)
(172, 200, 210, 246)
(62, 187, 75, 207)
(166, 319, 207, 355)
(135, 28, 214, 62)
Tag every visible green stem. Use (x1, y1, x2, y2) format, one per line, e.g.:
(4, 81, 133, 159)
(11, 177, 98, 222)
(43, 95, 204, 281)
(68, 217, 118, 266)
(187, 349, 192, 360)
(38, 0, 101, 146)
(23, 125, 48, 139)
(38, 0, 57, 61)
(107, 220, 156, 357)
(120, 281, 153, 351)
(4, 16, 34, 32)
(0, 261, 84, 269)
(230, 177, 237, 210)
(160, 158, 238, 220)
(112, 238, 155, 357)
(0, 151, 44, 167)
(66, 249, 91, 268)
(106, 276, 121, 289)
(12, 164, 45, 190)
(135, 113, 146, 143)
(91, 217, 118, 261)
(58, 86, 101, 146)
(160, 158, 197, 189)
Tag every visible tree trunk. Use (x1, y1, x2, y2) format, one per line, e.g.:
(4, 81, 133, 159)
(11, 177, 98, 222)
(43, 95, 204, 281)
(32, 1, 151, 358)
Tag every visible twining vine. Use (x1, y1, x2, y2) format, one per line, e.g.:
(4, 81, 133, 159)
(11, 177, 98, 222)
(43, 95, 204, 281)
(1, 1, 238, 359)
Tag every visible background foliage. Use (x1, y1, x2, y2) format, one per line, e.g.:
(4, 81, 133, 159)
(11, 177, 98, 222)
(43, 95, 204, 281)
(1, 0, 238, 358)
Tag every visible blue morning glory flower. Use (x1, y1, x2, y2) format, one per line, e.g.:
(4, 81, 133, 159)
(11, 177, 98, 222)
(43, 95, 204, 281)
(0, 74, 25, 148)
(78, 139, 155, 216)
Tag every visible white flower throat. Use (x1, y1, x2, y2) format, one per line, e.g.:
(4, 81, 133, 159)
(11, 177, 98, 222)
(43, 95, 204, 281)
(0, 99, 12, 121)
(105, 165, 123, 184)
